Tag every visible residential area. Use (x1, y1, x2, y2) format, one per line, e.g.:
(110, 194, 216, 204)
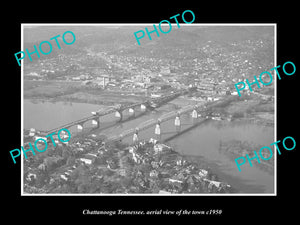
(24, 34, 274, 103)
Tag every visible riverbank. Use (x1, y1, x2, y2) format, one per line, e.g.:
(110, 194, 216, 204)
(24, 79, 147, 106)
(209, 95, 274, 126)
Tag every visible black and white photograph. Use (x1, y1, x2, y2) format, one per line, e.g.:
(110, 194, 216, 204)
(4, 5, 298, 221)
(21, 24, 275, 195)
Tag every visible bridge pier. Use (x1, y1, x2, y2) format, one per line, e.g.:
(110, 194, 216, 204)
(115, 110, 123, 122)
(133, 128, 139, 145)
(192, 108, 198, 124)
(129, 108, 135, 117)
(91, 112, 100, 129)
(154, 121, 161, 141)
(92, 117, 100, 128)
(77, 122, 84, 132)
(175, 113, 181, 133)
(192, 109, 198, 118)
(141, 104, 147, 112)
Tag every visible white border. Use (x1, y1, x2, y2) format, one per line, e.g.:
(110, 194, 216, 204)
(21, 23, 277, 196)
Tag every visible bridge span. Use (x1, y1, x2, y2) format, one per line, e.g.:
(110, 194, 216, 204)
(27, 94, 228, 146)
(105, 101, 215, 144)
(36, 89, 191, 136)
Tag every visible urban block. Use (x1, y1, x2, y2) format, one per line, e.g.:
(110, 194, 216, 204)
(10, 128, 71, 164)
(134, 10, 195, 45)
(14, 31, 76, 66)
(234, 61, 296, 97)
(235, 136, 296, 172)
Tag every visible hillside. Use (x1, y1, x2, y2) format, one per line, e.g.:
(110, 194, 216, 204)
(23, 25, 274, 57)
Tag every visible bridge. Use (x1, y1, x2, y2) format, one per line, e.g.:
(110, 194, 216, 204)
(37, 89, 191, 136)
(27, 93, 230, 148)
(105, 98, 224, 144)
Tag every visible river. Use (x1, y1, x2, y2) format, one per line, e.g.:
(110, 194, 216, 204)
(24, 99, 275, 194)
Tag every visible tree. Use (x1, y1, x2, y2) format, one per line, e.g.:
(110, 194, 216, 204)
(62, 148, 71, 159)
(66, 156, 76, 166)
